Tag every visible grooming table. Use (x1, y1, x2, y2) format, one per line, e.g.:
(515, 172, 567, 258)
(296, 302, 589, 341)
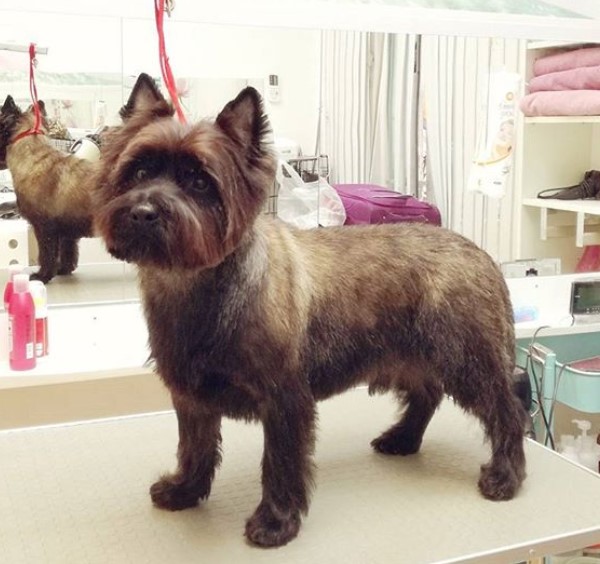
(1, 388, 599, 564)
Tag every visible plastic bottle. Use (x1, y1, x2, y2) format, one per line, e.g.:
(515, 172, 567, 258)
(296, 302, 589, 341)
(559, 434, 580, 464)
(572, 419, 600, 472)
(8, 273, 36, 371)
(3, 263, 25, 310)
(29, 280, 48, 357)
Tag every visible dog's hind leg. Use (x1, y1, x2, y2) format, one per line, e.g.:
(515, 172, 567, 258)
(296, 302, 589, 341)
(150, 395, 222, 511)
(445, 355, 527, 501)
(245, 384, 316, 548)
(470, 388, 527, 501)
(31, 224, 59, 283)
(57, 237, 79, 275)
(371, 376, 444, 456)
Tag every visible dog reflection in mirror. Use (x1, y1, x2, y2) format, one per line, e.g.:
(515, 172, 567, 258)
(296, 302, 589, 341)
(0, 96, 96, 283)
(93, 73, 527, 547)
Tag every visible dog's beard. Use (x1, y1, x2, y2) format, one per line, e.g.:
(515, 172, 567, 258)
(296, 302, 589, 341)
(96, 180, 229, 269)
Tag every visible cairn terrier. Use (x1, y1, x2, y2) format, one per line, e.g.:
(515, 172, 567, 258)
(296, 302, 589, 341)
(0, 95, 95, 283)
(93, 73, 526, 547)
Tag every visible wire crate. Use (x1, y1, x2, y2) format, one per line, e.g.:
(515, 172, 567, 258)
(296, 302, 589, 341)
(262, 155, 329, 219)
(288, 155, 329, 182)
(263, 181, 279, 217)
(47, 138, 73, 153)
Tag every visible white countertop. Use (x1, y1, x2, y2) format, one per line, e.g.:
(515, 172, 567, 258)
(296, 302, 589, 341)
(0, 302, 151, 388)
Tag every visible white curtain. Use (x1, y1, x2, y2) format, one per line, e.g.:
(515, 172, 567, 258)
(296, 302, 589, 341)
(318, 31, 417, 192)
(421, 36, 525, 261)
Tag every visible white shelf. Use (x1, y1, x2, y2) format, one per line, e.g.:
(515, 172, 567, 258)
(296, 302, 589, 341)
(523, 198, 600, 247)
(526, 40, 591, 51)
(0, 303, 151, 389)
(523, 198, 600, 215)
(525, 116, 600, 125)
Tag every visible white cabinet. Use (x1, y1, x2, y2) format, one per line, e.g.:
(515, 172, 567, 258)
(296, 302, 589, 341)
(515, 41, 600, 273)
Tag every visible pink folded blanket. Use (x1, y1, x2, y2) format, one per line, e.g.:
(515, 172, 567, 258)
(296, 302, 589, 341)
(520, 90, 600, 117)
(533, 46, 600, 77)
(529, 65, 600, 92)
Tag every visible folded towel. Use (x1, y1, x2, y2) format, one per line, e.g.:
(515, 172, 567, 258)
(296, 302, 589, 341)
(529, 65, 600, 92)
(533, 46, 600, 77)
(519, 90, 600, 117)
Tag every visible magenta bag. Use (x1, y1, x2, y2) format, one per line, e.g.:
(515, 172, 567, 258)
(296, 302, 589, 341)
(333, 184, 442, 226)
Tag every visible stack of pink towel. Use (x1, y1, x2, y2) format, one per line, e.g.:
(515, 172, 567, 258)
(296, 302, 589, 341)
(520, 46, 600, 117)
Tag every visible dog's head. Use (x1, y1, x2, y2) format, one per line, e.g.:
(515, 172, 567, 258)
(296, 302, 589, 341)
(0, 95, 47, 168)
(93, 73, 276, 271)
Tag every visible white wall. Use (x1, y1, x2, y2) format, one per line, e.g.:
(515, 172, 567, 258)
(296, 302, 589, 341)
(121, 19, 321, 152)
(0, 11, 321, 153)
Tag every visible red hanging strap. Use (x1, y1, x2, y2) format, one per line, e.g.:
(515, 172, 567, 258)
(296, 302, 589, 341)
(13, 42, 45, 143)
(154, 0, 187, 124)
(29, 43, 43, 134)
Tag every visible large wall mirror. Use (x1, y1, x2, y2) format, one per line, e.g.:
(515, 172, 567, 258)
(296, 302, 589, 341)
(1, 0, 599, 309)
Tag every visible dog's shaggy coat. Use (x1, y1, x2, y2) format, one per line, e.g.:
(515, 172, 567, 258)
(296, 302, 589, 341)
(0, 96, 95, 283)
(93, 74, 527, 547)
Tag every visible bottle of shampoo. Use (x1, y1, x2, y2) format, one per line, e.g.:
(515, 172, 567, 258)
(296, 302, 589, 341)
(8, 273, 36, 371)
(29, 280, 48, 357)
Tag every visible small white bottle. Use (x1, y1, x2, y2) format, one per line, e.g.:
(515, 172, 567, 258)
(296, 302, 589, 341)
(572, 419, 600, 472)
(29, 280, 48, 357)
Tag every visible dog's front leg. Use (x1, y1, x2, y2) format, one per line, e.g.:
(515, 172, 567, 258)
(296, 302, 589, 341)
(57, 236, 80, 275)
(150, 395, 222, 511)
(245, 387, 316, 547)
(31, 225, 59, 283)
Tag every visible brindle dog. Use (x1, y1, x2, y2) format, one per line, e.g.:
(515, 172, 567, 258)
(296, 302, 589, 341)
(93, 73, 526, 548)
(0, 96, 95, 283)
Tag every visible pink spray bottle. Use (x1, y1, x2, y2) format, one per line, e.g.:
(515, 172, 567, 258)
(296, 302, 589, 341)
(8, 273, 36, 371)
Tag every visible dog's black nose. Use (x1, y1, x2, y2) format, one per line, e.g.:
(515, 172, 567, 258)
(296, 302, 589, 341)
(130, 202, 159, 223)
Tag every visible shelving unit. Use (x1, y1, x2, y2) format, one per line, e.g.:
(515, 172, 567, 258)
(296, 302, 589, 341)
(514, 41, 600, 272)
(522, 197, 600, 247)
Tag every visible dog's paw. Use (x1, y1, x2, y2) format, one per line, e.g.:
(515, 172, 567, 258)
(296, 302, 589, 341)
(149, 476, 201, 511)
(245, 502, 301, 548)
(478, 463, 521, 501)
(30, 271, 53, 284)
(371, 431, 421, 455)
(57, 266, 76, 276)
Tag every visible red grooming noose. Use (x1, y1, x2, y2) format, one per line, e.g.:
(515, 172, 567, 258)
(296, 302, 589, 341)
(13, 42, 45, 143)
(154, 0, 187, 124)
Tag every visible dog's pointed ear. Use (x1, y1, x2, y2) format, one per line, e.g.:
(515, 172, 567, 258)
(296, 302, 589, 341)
(37, 100, 47, 116)
(120, 73, 168, 120)
(1, 95, 20, 116)
(216, 87, 270, 150)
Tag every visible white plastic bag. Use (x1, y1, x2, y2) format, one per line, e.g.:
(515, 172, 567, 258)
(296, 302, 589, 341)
(276, 159, 346, 229)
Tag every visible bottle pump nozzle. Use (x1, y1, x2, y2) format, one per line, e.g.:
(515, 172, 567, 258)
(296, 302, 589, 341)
(572, 419, 592, 436)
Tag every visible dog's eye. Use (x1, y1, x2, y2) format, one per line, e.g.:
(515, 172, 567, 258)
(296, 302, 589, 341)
(191, 173, 209, 192)
(181, 167, 211, 193)
(135, 168, 148, 181)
